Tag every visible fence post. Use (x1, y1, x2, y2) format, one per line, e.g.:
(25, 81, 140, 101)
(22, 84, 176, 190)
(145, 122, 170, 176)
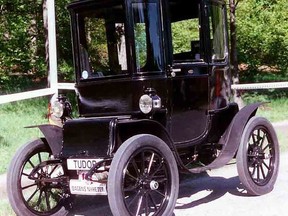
(47, 0, 58, 95)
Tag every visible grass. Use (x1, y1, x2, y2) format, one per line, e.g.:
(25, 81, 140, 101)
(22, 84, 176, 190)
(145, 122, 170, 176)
(0, 199, 15, 216)
(0, 98, 48, 174)
(242, 90, 288, 122)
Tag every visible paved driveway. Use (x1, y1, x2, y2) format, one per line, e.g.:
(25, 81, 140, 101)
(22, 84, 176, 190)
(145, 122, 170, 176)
(67, 152, 288, 216)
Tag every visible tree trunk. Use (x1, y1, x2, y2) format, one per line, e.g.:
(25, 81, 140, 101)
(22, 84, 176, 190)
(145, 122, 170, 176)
(229, 0, 244, 108)
(42, 0, 49, 72)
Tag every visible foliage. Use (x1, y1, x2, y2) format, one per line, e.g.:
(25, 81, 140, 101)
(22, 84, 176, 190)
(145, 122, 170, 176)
(237, 0, 288, 76)
(0, 0, 73, 86)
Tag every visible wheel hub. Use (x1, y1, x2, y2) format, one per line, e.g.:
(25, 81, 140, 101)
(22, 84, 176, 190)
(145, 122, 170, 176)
(251, 146, 265, 164)
(150, 180, 159, 190)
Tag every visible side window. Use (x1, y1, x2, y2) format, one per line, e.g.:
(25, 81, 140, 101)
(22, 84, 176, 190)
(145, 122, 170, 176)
(77, 5, 128, 80)
(132, 2, 163, 73)
(209, 4, 227, 62)
(171, 5, 203, 63)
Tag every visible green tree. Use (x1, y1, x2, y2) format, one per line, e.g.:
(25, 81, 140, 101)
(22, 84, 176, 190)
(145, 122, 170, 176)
(237, 0, 288, 75)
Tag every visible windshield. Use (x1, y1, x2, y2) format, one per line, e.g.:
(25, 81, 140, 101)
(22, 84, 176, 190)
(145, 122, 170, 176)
(77, 4, 128, 80)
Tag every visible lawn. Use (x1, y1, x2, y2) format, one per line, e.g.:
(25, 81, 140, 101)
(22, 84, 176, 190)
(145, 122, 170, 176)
(0, 98, 48, 174)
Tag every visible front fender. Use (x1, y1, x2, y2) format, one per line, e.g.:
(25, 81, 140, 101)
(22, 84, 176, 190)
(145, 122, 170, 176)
(26, 124, 63, 156)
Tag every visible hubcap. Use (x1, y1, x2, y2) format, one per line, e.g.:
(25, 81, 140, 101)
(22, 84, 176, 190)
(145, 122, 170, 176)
(150, 180, 159, 190)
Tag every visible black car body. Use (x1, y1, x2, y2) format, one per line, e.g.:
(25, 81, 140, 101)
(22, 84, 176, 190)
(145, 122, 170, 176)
(7, 0, 280, 215)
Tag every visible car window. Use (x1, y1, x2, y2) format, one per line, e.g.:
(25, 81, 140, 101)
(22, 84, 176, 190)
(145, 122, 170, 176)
(170, 2, 203, 63)
(132, 1, 164, 73)
(209, 3, 228, 62)
(77, 4, 128, 80)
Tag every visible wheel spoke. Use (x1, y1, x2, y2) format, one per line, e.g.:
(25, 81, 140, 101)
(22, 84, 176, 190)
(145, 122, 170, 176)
(150, 160, 164, 178)
(26, 188, 40, 203)
(50, 189, 61, 201)
(260, 133, 266, 149)
(256, 165, 260, 182)
(262, 143, 271, 152)
(44, 190, 51, 211)
(22, 183, 38, 190)
(28, 159, 35, 169)
(141, 151, 145, 174)
(38, 152, 42, 164)
(145, 193, 149, 216)
(132, 158, 140, 178)
(147, 153, 155, 174)
(252, 133, 256, 146)
(262, 160, 270, 170)
(48, 164, 59, 176)
(148, 193, 158, 211)
(260, 164, 266, 180)
(153, 189, 166, 198)
(123, 184, 138, 192)
(152, 175, 167, 183)
(251, 165, 256, 177)
(35, 189, 44, 208)
(135, 194, 144, 216)
(22, 171, 30, 177)
(256, 129, 261, 145)
(126, 189, 142, 208)
(126, 171, 138, 182)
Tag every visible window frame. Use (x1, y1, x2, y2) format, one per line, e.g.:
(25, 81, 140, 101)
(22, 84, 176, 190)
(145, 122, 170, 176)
(128, 0, 165, 76)
(71, 1, 132, 83)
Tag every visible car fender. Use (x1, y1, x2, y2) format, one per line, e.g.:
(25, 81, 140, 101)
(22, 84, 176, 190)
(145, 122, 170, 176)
(219, 102, 263, 146)
(215, 102, 264, 165)
(26, 124, 63, 156)
(188, 102, 264, 173)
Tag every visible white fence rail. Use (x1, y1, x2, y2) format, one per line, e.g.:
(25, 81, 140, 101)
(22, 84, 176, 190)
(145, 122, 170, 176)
(0, 83, 75, 104)
(232, 82, 288, 90)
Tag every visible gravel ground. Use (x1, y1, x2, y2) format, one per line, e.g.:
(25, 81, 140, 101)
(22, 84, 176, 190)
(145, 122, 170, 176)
(1, 122, 288, 216)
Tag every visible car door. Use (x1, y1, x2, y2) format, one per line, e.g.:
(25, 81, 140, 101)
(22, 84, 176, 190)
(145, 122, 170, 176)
(167, 0, 210, 144)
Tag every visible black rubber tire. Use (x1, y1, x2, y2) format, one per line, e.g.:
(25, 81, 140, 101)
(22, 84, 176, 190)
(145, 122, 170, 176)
(236, 116, 280, 195)
(108, 134, 179, 216)
(7, 139, 68, 216)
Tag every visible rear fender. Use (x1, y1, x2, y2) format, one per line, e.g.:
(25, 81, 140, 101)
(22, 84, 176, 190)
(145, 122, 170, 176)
(219, 102, 263, 146)
(216, 102, 264, 162)
(26, 124, 63, 156)
(186, 102, 264, 173)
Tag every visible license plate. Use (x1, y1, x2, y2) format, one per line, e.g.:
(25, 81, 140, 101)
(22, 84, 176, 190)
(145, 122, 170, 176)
(67, 158, 103, 171)
(69, 179, 107, 195)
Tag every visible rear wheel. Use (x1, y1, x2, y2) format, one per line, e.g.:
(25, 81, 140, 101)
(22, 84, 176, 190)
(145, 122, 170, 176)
(236, 117, 280, 195)
(108, 134, 179, 216)
(7, 139, 68, 216)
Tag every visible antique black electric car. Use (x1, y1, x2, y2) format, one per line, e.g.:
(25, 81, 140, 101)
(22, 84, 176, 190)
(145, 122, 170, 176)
(7, 0, 280, 215)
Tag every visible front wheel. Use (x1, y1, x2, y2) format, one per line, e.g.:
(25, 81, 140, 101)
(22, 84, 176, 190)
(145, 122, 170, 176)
(236, 117, 280, 195)
(7, 139, 68, 216)
(108, 134, 179, 216)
